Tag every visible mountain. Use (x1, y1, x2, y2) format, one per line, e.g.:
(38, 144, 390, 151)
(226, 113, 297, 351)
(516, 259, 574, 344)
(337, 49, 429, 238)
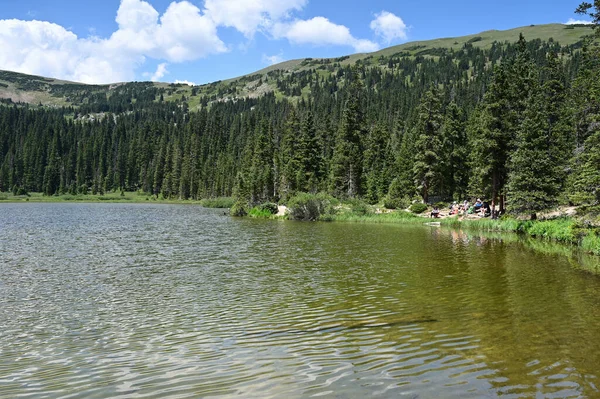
(0, 23, 594, 111)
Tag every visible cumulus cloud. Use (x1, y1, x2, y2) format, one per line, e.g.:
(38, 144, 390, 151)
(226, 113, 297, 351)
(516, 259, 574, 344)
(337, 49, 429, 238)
(273, 17, 379, 52)
(370, 11, 408, 44)
(565, 18, 593, 25)
(0, 19, 139, 83)
(0, 0, 226, 84)
(107, 0, 227, 62)
(204, 0, 307, 37)
(150, 63, 169, 82)
(262, 53, 284, 65)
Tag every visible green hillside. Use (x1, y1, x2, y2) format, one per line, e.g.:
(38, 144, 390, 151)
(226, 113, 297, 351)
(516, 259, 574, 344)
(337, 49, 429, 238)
(0, 23, 594, 111)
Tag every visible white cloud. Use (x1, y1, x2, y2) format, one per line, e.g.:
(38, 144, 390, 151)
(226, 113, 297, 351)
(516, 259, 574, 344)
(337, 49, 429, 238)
(262, 53, 284, 65)
(204, 0, 307, 37)
(0, 0, 227, 84)
(273, 17, 379, 53)
(565, 18, 593, 25)
(370, 11, 408, 44)
(107, 0, 227, 62)
(174, 79, 195, 85)
(116, 0, 159, 31)
(151, 63, 169, 81)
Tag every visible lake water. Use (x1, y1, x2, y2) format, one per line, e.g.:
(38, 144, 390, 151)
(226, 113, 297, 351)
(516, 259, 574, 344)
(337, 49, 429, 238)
(1, 203, 600, 398)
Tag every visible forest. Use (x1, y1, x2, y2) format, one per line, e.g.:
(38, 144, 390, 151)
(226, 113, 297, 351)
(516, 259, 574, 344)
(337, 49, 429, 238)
(0, 6, 599, 219)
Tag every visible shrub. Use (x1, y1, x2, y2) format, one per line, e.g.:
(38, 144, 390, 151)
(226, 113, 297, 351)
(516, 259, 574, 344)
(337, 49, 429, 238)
(434, 202, 447, 210)
(287, 192, 337, 221)
(247, 202, 279, 218)
(258, 202, 279, 215)
(12, 186, 29, 196)
(346, 199, 372, 216)
(230, 200, 248, 217)
(248, 207, 273, 218)
(409, 203, 428, 214)
(383, 196, 411, 210)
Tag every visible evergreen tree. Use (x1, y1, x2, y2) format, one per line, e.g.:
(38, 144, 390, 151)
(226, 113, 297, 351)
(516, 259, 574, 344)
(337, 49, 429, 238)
(441, 102, 468, 200)
(330, 67, 365, 198)
(363, 123, 392, 204)
(507, 86, 561, 217)
(412, 87, 444, 203)
(569, 128, 600, 205)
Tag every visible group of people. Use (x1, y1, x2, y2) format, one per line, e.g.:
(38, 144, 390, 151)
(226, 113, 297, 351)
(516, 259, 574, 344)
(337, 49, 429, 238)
(449, 198, 492, 218)
(428, 198, 495, 219)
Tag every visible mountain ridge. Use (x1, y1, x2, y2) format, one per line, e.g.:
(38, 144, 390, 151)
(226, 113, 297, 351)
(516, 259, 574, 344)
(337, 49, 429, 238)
(0, 23, 594, 110)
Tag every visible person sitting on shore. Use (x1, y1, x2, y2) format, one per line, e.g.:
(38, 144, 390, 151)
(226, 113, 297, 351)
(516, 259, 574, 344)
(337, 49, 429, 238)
(474, 198, 483, 212)
(461, 201, 470, 216)
(452, 201, 462, 215)
(431, 206, 440, 218)
(481, 202, 491, 217)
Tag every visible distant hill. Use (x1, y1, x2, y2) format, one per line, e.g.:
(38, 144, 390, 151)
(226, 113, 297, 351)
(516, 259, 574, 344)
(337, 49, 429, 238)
(0, 23, 594, 111)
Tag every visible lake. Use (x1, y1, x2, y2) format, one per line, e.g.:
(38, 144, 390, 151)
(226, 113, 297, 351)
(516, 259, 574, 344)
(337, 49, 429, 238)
(1, 203, 600, 398)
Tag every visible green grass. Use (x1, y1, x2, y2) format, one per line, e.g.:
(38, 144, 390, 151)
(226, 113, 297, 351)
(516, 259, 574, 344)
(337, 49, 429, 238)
(582, 233, 600, 255)
(0, 191, 205, 204)
(248, 207, 275, 218)
(199, 197, 235, 208)
(326, 210, 425, 224)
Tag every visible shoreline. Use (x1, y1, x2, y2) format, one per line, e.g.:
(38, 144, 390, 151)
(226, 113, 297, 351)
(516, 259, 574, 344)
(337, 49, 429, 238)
(326, 211, 600, 257)
(0, 192, 234, 208)
(3, 192, 599, 258)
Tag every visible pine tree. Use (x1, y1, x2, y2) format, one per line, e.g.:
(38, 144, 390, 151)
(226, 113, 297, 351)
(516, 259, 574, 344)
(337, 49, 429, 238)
(279, 109, 301, 199)
(43, 129, 60, 196)
(507, 86, 561, 217)
(249, 119, 274, 203)
(441, 102, 468, 200)
(412, 87, 444, 203)
(569, 128, 600, 205)
(330, 67, 365, 198)
(363, 123, 392, 204)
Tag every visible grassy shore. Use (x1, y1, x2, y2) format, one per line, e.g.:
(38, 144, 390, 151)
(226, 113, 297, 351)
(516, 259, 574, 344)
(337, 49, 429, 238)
(327, 208, 600, 256)
(0, 192, 234, 208)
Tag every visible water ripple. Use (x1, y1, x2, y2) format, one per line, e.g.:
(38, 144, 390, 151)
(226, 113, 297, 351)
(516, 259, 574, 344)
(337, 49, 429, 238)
(1, 204, 600, 398)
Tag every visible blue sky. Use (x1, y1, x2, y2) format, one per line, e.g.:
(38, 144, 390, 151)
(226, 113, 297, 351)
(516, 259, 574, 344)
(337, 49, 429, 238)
(0, 0, 590, 85)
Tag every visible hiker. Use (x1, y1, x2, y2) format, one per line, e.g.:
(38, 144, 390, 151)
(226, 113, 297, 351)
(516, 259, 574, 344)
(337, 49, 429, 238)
(474, 198, 483, 212)
(462, 200, 469, 215)
(449, 202, 458, 215)
(482, 202, 491, 217)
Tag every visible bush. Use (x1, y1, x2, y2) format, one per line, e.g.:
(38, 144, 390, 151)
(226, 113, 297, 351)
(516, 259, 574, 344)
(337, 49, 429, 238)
(230, 200, 248, 217)
(383, 196, 411, 210)
(258, 202, 279, 215)
(247, 202, 279, 218)
(248, 207, 274, 218)
(409, 202, 428, 214)
(287, 192, 337, 221)
(346, 199, 372, 216)
(434, 202, 447, 210)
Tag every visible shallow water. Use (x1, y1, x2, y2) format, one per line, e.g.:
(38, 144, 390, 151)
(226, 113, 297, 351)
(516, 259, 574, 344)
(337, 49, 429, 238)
(1, 203, 600, 398)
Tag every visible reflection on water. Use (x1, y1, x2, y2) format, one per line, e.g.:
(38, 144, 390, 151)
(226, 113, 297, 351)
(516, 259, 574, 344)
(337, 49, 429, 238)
(1, 203, 600, 398)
